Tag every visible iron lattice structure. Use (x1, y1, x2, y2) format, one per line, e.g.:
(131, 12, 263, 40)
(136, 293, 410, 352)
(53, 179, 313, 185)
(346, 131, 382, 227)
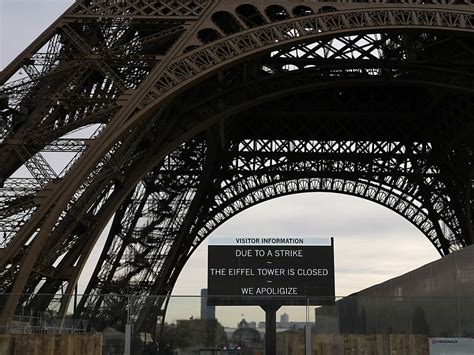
(0, 0, 473, 336)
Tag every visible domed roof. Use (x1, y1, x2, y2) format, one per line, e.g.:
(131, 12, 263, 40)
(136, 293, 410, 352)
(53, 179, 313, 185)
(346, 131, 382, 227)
(232, 327, 261, 343)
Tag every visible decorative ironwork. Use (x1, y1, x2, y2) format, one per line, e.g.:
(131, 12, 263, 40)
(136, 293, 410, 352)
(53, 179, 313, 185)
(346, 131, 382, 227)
(0, 1, 472, 347)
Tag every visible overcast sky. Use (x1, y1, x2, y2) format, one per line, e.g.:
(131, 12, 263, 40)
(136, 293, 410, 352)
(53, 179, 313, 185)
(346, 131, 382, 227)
(1, 1, 441, 327)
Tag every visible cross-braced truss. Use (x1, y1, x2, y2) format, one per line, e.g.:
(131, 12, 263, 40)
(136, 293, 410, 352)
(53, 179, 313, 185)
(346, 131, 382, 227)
(0, 0, 473, 342)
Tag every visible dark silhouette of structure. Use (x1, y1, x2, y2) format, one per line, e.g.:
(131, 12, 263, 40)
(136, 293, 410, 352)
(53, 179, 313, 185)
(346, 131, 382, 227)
(0, 0, 473, 343)
(314, 244, 474, 336)
(201, 288, 216, 320)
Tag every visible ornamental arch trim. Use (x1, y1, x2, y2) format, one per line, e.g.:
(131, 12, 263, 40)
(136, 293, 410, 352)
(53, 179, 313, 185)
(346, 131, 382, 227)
(192, 177, 456, 257)
(134, 7, 474, 118)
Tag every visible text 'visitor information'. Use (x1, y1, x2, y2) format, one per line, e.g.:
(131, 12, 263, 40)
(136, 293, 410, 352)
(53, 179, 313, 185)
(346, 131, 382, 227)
(208, 236, 335, 305)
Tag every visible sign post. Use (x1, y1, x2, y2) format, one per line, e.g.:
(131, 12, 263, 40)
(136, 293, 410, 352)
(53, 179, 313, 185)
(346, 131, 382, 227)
(261, 304, 281, 355)
(208, 236, 335, 352)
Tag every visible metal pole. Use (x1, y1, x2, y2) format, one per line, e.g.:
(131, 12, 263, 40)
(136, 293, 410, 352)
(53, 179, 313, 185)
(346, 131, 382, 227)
(305, 297, 312, 355)
(74, 284, 78, 318)
(261, 305, 280, 354)
(305, 325, 312, 355)
(125, 324, 132, 355)
(125, 295, 131, 355)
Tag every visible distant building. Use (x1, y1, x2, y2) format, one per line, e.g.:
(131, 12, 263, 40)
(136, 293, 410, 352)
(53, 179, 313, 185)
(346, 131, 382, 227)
(200, 289, 216, 320)
(238, 318, 249, 328)
(248, 321, 257, 328)
(280, 313, 289, 325)
(258, 321, 265, 328)
(232, 323, 262, 345)
(287, 322, 306, 330)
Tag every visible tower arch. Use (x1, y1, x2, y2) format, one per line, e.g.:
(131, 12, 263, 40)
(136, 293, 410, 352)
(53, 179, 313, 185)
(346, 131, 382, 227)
(0, 0, 472, 334)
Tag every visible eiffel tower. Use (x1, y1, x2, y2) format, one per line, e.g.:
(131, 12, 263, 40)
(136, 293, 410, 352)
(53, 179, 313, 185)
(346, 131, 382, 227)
(0, 0, 473, 340)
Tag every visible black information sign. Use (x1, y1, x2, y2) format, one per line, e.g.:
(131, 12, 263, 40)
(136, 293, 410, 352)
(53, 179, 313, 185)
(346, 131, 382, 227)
(208, 236, 335, 305)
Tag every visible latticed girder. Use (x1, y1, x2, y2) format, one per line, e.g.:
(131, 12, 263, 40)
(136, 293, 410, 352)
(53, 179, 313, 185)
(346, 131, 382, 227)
(77, 139, 207, 315)
(0, 0, 473, 336)
(72, 134, 469, 332)
(71, 133, 466, 304)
